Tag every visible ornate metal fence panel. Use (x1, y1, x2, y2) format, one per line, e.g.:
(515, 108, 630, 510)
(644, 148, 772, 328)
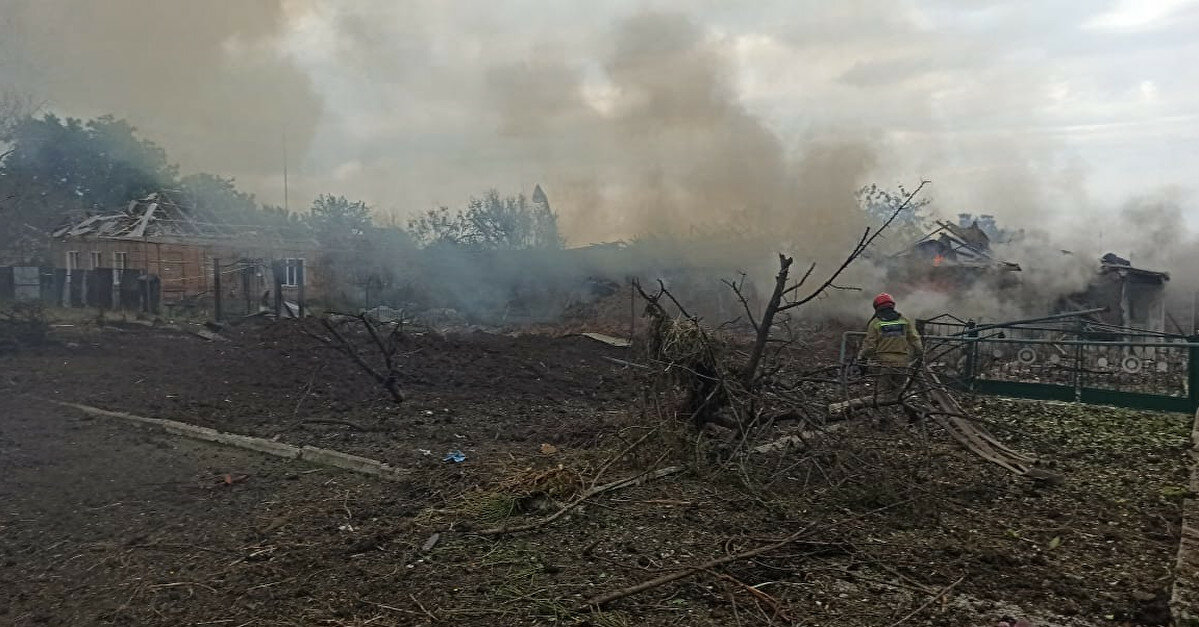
(842, 328, 1199, 413)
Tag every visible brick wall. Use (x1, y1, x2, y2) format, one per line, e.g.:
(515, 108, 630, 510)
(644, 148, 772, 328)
(46, 239, 326, 311)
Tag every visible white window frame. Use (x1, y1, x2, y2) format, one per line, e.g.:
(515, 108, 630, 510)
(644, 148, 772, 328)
(113, 251, 128, 270)
(66, 250, 80, 271)
(283, 258, 304, 287)
(90, 251, 102, 269)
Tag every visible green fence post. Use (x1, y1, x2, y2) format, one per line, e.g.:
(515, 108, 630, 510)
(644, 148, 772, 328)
(1073, 319, 1084, 402)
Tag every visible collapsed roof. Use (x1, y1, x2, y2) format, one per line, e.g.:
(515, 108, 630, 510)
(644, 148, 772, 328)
(1097, 252, 1169, 281)
(896, 220, 1021, 271)
(52, 191, 312, 246)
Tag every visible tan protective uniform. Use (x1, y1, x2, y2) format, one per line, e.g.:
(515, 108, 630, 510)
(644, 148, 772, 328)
(857, 313, 924, 410)
(857, 314, 923, 366)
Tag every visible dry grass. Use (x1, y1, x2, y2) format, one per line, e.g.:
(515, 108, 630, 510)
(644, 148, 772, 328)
(425, 463, 585, 527)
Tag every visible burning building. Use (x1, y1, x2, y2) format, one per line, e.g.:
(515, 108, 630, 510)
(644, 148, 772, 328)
(881, 215, 1173, 335)
(886, 217, 1021, 294)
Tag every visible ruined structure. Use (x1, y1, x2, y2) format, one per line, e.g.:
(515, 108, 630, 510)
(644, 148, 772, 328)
(886, 216, 1173, 335)
(886, 217, 1021, 293)
(46, 191, 321, 314)
(1064, 253, 1170, 333)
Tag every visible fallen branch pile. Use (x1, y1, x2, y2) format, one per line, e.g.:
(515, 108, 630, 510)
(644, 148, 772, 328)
(630, 182, 931, 442)
(625, 177, 1038, 478)
(582, 490, 937, 611)
(829, 368, 1037, 474)
(475, 465, 684, 536)
(582, 522, 817, 609)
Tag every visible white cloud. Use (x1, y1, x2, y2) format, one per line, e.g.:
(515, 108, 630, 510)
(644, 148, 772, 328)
(1140, 79, 1159, 102)
(1083, 0, 1199, 30)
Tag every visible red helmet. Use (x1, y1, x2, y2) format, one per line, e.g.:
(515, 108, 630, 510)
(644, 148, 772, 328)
(872, 292, 895, 309)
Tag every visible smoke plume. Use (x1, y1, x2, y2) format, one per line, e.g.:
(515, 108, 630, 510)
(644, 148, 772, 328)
(0, 0, 322, 200)
(3, 2, 1197, 323)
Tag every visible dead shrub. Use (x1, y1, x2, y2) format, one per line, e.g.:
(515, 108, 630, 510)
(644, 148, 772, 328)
(448, 465, 583, 525)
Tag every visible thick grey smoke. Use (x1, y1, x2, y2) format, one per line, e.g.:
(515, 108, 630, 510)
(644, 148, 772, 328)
(286, 7, 884, 320)
(1107, 192, 1199, 327)
(4, 2, 1195, 227)
(0, 0, 322, 199)
(487, 13, 877, 258)
(3, 1, 1197, 324)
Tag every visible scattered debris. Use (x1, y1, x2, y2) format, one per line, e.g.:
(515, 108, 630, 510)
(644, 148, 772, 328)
(362, 305, 410, 324)
(193, 328, 228, 342)
(8, 302, 1189, 625)
(218, 473, 248, 486)
(579, 332, 631, 348)
(474, 465, 685, 536)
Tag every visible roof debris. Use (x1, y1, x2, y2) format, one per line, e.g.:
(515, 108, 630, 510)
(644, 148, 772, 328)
(52, 191, 311, 245)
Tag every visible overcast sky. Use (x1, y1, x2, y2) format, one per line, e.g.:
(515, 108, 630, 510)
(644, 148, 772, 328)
(3, 0, 1198, 244)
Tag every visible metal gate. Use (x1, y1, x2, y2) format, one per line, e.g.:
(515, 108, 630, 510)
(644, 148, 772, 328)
(12, 266, 40, 301)
(841, 310, 1199, 414)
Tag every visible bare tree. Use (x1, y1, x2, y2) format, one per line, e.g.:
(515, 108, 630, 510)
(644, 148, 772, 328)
(637, 182, 928, 431)
(301, 314, 406, 406)
(740, 181, 930, 390)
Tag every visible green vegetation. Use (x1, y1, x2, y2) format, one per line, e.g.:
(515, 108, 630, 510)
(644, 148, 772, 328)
(0, 111, 562, 269)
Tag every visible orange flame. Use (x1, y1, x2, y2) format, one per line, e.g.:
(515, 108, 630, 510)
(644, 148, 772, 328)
(933, 254, 944, 267)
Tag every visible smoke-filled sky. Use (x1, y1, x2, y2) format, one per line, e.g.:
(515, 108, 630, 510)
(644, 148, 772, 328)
(2, 0, 1198, 248)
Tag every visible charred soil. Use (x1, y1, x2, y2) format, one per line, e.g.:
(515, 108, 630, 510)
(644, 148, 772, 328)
(0, 321, 1189, 626)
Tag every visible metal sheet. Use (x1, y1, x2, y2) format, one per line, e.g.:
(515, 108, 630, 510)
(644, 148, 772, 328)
(12, 266, 39, 301)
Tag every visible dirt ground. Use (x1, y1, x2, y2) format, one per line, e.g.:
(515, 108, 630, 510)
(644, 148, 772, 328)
(0, 318, 1191, 626)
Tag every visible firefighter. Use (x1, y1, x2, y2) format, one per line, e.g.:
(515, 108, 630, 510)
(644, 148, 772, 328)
(856, 292, 923, 418)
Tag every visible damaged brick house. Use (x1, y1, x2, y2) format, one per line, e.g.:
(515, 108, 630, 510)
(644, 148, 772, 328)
(47, 191, 321, 314)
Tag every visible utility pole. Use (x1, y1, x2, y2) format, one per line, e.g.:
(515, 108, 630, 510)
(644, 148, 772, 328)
(212, 257, 222, 322)
(282, 132, 289, 213)
(297, 261, 305, 318)
(273, 260, 284, 317)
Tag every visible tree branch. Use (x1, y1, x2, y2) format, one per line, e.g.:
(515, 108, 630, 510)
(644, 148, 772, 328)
(305, 317, 405, 404)
(741, 254, 793, 389)
(778, 180, 929, 312)
(721, 273, 759, 332)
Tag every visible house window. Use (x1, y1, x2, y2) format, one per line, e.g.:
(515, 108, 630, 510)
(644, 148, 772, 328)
(66, 251, 80, 271)
(284, 258, 305, 287)
(113, 252, 128, 270)
(90, 251, 102, 269)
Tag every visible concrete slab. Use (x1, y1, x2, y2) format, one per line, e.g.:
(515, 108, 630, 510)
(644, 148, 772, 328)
(580, 332, 631, 348)
(51, 400, 400, 481)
